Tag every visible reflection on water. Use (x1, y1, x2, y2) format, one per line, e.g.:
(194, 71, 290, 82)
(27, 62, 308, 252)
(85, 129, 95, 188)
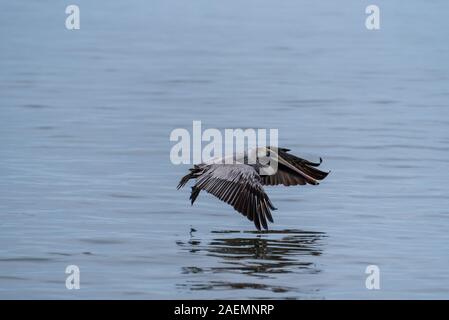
(176, 230, 326, 293)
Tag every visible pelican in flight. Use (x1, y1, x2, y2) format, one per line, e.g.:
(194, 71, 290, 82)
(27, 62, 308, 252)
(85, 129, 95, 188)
(177, 147, 329, 230)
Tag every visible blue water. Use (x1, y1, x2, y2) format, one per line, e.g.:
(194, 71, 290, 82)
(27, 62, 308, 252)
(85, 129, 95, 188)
(1, 0, 449, 299)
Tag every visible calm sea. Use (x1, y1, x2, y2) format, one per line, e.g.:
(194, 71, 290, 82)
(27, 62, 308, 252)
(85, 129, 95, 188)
(1, 1, 448, 299)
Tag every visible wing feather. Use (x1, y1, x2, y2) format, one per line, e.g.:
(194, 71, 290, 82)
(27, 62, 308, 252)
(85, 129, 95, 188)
(192, 164, 275, 230)
(261, 148, 329, 186)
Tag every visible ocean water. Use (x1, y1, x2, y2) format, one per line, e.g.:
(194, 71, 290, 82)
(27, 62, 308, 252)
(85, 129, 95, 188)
(1, 1, 449, 299)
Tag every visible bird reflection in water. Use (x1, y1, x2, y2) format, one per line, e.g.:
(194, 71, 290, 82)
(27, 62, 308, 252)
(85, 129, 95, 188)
(176, 229, 326, 294)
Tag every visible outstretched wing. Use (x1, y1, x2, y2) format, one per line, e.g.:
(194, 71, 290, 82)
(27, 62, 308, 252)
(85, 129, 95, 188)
(261, 148, 329, 186)
(192, 164, 276, 230)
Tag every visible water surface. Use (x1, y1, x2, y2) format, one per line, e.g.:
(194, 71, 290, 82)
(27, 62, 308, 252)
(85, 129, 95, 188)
(1, 0, 449, 299)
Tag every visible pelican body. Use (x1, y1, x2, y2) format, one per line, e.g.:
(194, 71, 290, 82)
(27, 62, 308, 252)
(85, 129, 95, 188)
(177, 147, 329, 230)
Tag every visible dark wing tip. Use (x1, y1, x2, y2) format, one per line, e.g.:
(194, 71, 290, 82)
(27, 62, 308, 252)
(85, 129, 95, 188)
(177, 173, 191, 189)
(272, 146, 290, 152)
(306, 157, 323, 167)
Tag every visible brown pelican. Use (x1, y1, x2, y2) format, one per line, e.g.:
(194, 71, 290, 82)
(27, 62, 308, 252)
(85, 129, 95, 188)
(177, 147, 329, 230)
